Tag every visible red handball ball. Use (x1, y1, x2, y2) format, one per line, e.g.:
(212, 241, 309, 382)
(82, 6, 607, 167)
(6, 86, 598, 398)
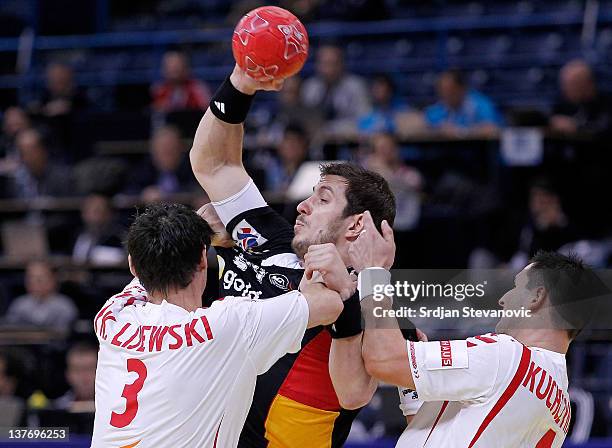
(232, 6, 309, 81)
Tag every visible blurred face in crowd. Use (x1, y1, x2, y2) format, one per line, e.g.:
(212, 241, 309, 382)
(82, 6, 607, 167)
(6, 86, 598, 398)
(16, 130, 48, 176)
(278, 130, 308, 168)
(82, 195, 113, 232)
(371, 133, 399, 166)
(293, 175, 349, 258)
(46, 63, 74, 96)
(316, 46, 344, 84)
(438, 73, 466, 110)
(151, 127, 184, 172)
(280, 76, 302, 106)
(66, 348, 97, 401)
(560, 60, 596, 104)
(25, 261, 57, 300)
(529, 186, 563, 229)
(0, 356, 17, 397)
(371, 77, 393, 107)
(162, 52, 191, 84)
(3, 107, 30, 137)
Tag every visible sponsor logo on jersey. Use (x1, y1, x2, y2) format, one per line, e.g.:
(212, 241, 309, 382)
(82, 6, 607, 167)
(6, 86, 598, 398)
(269, 273, 290, 291)
(440, 340, 453, 367)
(233, 219, 268, 250)
(223, 269, 263, 300)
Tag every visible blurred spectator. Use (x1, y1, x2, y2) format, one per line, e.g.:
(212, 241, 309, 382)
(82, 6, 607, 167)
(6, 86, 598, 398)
(0, 107, 31, 173)
(363, 132, 422, 231)
(358, 75, 410, 135)
(550, 59, 612, 137)
(53, 342, 97, 411)
(425, 70, 502, 137)
(151, 51, 210, 113)
(302, 45, 370, 138)
(127, 125, 196, 202)
(256, 124, 310, 193)
(253, 76, 322, 146)
(9, 129, 72, 199)
(4, 260, 77, 333)
(0, 351, 26, 426)
(28, 63, 88, 153)
(72, 195, 124, 265)
(509, 179, 578, 269)
(33, 63, 88, 118)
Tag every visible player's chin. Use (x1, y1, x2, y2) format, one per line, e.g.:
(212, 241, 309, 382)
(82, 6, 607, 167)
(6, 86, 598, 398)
(291, 235, 309, 259)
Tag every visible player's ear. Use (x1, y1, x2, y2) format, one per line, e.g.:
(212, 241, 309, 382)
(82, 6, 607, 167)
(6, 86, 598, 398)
(344, 213, 364, 240)
(128, 254, 137, 277)
(198, 247, 208, 271)
(529, 286, 547, 312)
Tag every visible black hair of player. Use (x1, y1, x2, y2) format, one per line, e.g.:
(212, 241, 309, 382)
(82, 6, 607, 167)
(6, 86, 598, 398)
(126, 203, 213, 298)
(319, 162, 396, 232)
(526, 250, 607, 339)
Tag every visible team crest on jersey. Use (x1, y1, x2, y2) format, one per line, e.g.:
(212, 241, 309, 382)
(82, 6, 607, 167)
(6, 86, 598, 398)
(269, 273, 290, 291)
(233, 219, 268, 250)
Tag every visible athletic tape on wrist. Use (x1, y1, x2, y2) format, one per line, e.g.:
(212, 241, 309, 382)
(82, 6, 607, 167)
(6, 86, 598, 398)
(328, 291, 362, 339)
(209, 76, 255, 124)
(358, 268, 391, 302)
(398, 386, 423, 416)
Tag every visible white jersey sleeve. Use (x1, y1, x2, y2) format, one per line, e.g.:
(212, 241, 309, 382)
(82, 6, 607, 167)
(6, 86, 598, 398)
(223, 290, 309, 374)
(407, 336, 501, 402)
(211, 179, 267, 226)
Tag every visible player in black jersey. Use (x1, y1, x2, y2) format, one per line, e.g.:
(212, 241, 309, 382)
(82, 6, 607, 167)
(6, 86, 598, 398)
(190, 64, 397, 447)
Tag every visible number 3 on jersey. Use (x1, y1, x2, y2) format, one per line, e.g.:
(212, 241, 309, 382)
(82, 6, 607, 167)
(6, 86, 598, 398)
(110, 358, 148, 428)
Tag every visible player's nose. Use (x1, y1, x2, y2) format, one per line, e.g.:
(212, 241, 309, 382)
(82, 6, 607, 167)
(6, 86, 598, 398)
(296, 198, 311, 215)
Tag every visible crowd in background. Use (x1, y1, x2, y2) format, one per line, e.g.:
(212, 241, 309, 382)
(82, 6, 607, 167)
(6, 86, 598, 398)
(1, 3, 612, 441)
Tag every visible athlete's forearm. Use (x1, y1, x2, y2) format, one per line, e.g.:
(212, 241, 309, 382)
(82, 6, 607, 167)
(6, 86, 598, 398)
(362, 297, 416, 390)
(330, 334, 377, 410)
(300, 283, 344, 329)
(190, 68, 256, 201)
(189, 108, 250, 201)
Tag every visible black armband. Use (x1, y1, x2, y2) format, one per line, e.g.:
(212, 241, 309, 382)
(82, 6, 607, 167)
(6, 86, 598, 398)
(209, 76, 255, 124)
(328, 291, 362, 339)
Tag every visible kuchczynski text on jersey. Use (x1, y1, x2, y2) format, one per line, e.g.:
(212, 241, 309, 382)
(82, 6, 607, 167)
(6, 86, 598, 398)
(372, 306, 532, 319)
(372, 281, 487, 302)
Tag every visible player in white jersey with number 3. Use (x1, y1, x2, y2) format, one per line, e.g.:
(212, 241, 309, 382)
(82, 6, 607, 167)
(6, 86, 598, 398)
(328, 210, 607, 448)
(91, 204, 348, 448)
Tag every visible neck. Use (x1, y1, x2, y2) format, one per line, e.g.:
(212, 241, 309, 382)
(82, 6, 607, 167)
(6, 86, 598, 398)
(148, 273, 205, 312)
(507, 328, 570, 354)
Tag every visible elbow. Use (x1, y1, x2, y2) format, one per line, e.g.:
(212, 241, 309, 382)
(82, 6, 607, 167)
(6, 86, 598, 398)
(338, 388, 375, 410)
(189, 146, 215, 177)
(363, 353, 386, 382)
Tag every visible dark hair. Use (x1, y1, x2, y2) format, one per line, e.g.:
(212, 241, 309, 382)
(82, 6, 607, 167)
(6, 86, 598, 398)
(526, 251, 606, 339)
(319, 162, 396, 231)
(283, 123, 308, 142)
(126, 203, 213, 297)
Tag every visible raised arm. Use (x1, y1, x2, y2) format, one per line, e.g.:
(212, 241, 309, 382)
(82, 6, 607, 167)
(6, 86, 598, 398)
(189, 65, 283, 202)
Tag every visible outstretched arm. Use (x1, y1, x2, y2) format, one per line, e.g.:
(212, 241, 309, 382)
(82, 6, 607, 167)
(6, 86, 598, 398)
(189, 65, 283, 202)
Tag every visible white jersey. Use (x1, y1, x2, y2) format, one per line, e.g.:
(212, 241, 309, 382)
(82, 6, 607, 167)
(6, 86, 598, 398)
(91, 279, 308, 448)
(397, 333, 570, 448)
